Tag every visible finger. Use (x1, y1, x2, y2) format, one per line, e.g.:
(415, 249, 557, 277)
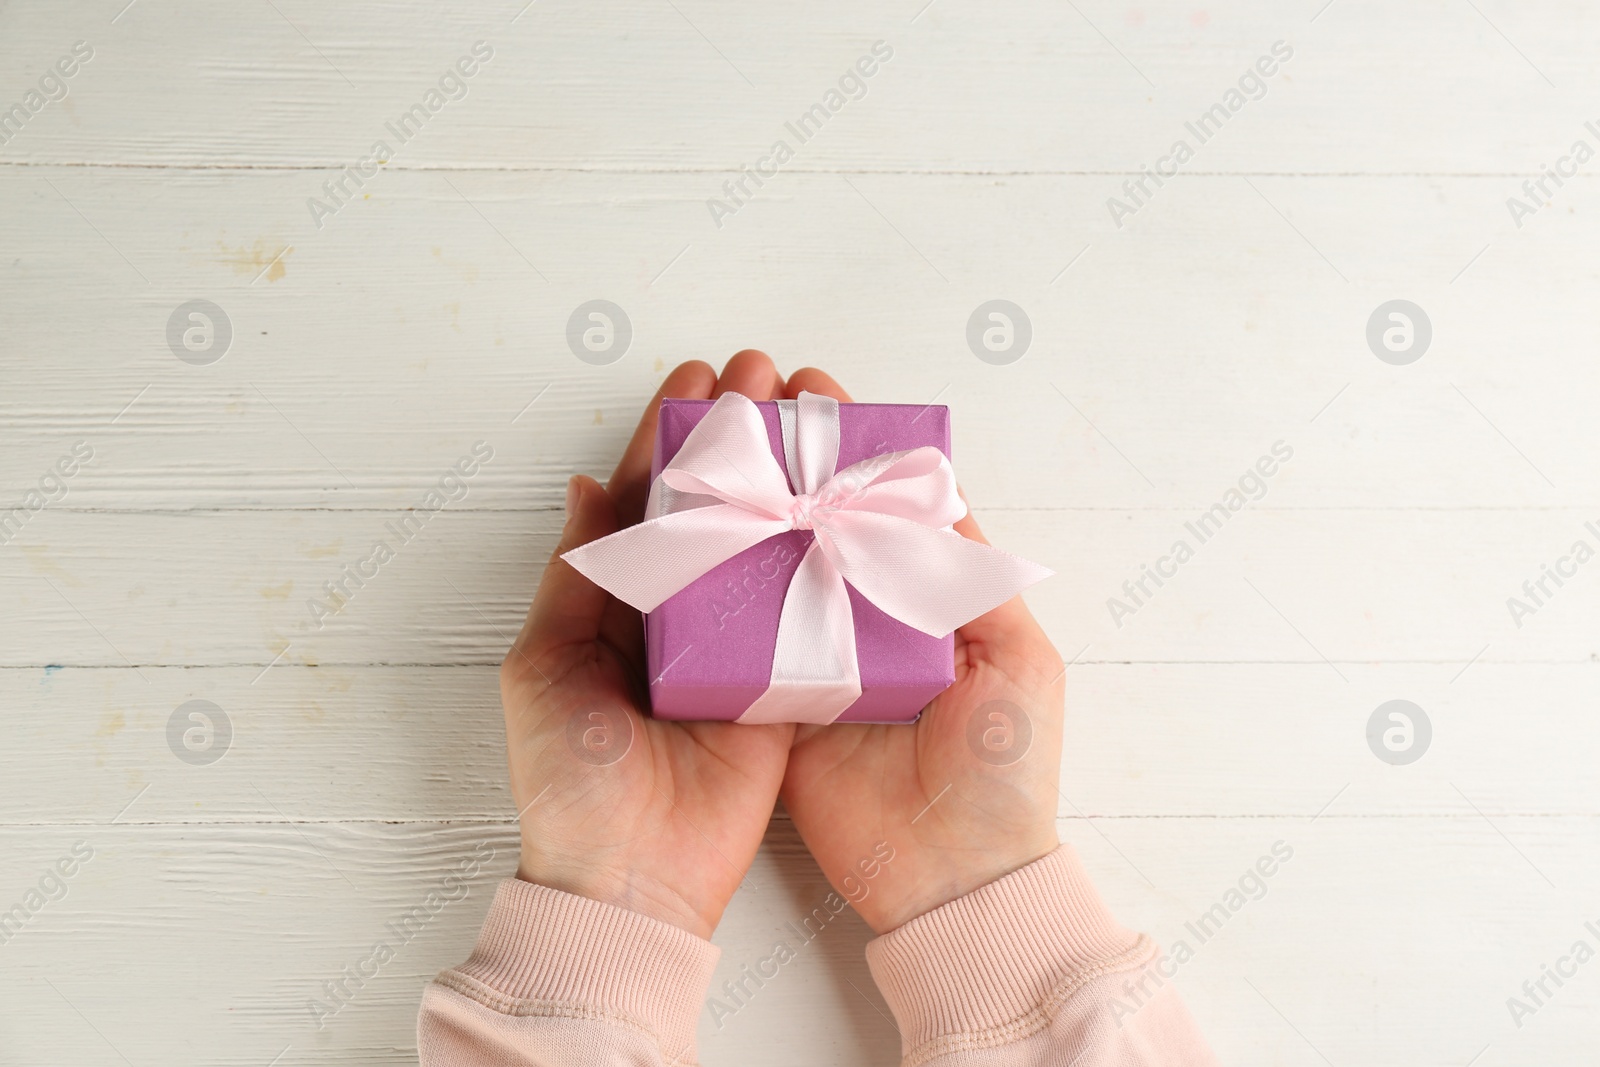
(784, 367, 854, 403)
(713, 349, 786, 401)
(608, 361, 717, 526)
(514, 475, 621, 663)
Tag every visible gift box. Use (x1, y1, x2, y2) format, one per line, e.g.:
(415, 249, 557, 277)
(645, 398, 955, 723)
(563, 389, 1049, 726)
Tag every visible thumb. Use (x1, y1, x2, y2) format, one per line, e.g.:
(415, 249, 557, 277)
(514, 475, 620, 662)
(950, 487, 1053, 654)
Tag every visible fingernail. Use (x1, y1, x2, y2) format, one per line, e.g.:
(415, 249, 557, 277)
(565, 476, 580, 521)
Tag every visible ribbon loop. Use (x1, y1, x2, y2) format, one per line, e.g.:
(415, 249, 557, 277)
(562, 391, 1052, 724)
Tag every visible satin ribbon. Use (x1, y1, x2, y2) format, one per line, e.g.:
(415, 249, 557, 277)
(562, 391, 1052, 725)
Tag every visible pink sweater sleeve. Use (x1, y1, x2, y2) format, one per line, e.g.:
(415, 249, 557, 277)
(418, 846, 1215, 1066)
(865, 846, 1218, 1066)
(418, 878, 719, 1066)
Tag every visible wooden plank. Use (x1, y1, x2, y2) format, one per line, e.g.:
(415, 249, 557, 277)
(0, 1, 1595, 174)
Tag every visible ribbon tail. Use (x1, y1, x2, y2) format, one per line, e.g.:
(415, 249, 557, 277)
(562, 505, 791, 613)
(736, 541, 862, 725)
(817, 511, 1053, 638)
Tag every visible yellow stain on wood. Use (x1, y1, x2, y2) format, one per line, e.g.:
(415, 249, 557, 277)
(97, 710, 125, 737)
(594, 409, 604, 425)
(19, 544, 81, 586)
(301, 539, 343, 559)
(217, 238, 290, 283)
(259, 580, 293, 600)
(431, 245, 480, 284)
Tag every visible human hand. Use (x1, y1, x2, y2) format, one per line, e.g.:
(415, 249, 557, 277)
(499, 352, 796, 940)
(778, 368, 1065, 935)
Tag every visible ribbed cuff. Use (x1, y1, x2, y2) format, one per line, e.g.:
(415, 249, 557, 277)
(436, 878, 720, 1062)
(865, 846, 1155, 1062)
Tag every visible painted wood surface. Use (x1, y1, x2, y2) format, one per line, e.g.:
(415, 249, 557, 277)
(3, 1, 1597, 1064)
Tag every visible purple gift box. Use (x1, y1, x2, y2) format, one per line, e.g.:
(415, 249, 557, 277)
(644, 398, 955, 723)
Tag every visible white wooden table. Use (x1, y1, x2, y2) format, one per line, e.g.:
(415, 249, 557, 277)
(3, 1, 1597, 1063)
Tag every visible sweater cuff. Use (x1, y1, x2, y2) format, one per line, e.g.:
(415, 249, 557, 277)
(433, 878, 720, 1062)
(865, 845, 1155, 1062)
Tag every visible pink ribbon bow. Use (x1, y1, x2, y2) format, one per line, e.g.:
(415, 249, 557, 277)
(562, 390, 1052, 724)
